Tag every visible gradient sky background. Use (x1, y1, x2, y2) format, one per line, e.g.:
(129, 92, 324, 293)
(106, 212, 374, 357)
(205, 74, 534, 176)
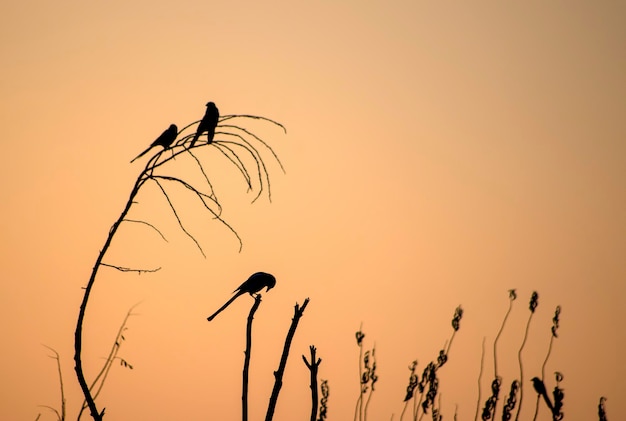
(1, 1, 624, 420)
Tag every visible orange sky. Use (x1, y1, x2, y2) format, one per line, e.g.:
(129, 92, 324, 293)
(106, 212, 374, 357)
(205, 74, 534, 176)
(1, 1, 624, 420)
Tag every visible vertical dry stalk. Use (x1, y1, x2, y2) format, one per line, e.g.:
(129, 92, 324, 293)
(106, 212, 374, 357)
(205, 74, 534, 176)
(265, 298, 310, 421)
(302, 345, 322, 421)
(242, 294, 263, 421)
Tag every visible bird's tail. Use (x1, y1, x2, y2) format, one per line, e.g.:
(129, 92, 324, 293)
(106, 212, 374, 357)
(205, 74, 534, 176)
(540, 390, 554, 412)
(190, 133, 200, 148)
(207, 292, 243, 321)
(130, 146, 152, 163)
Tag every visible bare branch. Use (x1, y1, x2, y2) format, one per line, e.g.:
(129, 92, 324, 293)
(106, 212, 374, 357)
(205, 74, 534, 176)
(243, 294, 263, 421)
(77, 304, 140, 421)
(99, 263, 161, 273)
(215, 138, 267, 203)
(151, 178, 206, 258)
(302, 345, 322, 421)
(212, 142, 253, 190)
(37, 405, 61, 421)
(265, 298, 311, 421)
(151, 175, 220, 216)
(187, 149, 220, 203)
(122, 219, 168, 242)
(151, 175, 243, 252)
(219, 124, 286, 173)
(219, 114, 287, 134)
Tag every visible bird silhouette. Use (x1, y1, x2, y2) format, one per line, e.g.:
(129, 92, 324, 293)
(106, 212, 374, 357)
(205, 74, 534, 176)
(190, 101, 219, 148)
(207, 272, 276, 321)
(531, 377, 554, 413)
(130, 124, 178, 163)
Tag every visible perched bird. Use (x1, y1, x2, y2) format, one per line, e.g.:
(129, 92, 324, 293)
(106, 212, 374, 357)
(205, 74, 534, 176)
(130, 124, 178, 163)
(190, 101, 219, 148)
(531, 377, 554, 413)
(207, 272, 276, 321)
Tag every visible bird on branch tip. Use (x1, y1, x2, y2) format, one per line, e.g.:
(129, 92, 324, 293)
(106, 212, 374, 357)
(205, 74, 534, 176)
(130, 124, 178, 163)
(531, 377, 554, 413)
(207, 272, 276, 321)
(190, 101, 219, 148)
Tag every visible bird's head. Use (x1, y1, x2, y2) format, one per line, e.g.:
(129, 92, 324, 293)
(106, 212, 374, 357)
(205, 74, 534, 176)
(206, 101, 216, 107)
(169, 124, 178, 131)
(265, 273, 277, 292)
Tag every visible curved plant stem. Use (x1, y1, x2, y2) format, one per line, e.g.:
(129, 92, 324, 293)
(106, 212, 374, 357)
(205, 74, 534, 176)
(74, 174, 147, 421)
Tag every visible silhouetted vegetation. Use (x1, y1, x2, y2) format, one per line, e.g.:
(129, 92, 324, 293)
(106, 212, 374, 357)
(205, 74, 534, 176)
(35, 103, 612, 421)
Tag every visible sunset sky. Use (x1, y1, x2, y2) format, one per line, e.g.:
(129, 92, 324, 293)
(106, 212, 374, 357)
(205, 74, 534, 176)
(1, 1, 624, 420)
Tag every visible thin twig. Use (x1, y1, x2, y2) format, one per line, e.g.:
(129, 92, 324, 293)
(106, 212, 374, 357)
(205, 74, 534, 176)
(122, 219, 169, 242)
(77, 304, 140, 421)
(37, 405, 61, 421)
(219, 124, 286, 173)
(42, 345, 65, 421)
(215, 138, 266, 203)
(219, 114, 287, 133)
(212, 143, 253, 190)
(474, 337, 485, 421)
(151, 178, 206, 257)
(187, 149, 220, 203)
(99, 263, 161, 273)
(151, 174, 243, 251)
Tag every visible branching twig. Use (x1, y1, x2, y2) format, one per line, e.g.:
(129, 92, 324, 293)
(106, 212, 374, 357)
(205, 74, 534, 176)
(151, 174, 243, 252)
(77, 304, 139, 421)
(303, 345, 322, 421)
(42, 345, 66, 421)
(151, 178, 207, 257)
(265, 298, 310, 421)
(186, 149, 220, 203)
